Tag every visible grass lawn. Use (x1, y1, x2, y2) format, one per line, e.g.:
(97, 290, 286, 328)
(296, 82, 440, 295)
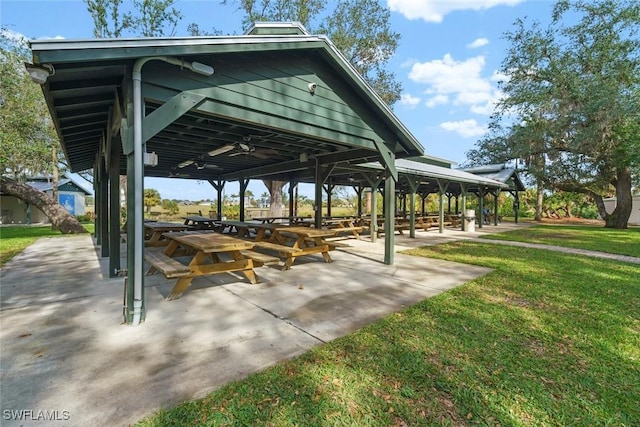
(0, 224, 94, 265)
(480, 224, 640, 258)
(138, 241, 640, 426)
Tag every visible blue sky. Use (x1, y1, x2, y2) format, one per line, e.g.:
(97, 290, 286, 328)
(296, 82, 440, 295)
(1, 0, 553, 200)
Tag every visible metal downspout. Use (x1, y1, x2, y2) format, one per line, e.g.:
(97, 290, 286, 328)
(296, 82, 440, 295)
(130, 56, 213, 325)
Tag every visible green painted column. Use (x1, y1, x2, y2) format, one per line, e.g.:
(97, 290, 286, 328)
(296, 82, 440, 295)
(478, 187, 485, 229)
(370, 188, 378, 243)
(460, 184, 468, 231)
(239, 179, 249, 221)
(108, 135, 121, 277)
(493, 189, 501, 225)
(437, 180, 449, 234)
(383, 169, 396, 265)
(99, 158, 109, 258)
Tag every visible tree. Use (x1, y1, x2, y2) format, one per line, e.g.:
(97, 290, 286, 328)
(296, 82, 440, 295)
(134, 0, 182, 37)
(144, 188, 161, 213)
(84, 0, 132, 37)
(0, 33, 56, 180)
(0, 177, 87, 233)
(1, 32, 87, 233)
(467, 0, 640, 229)
(318, 0, 401, 105)
(84, 0, 182, 38)
(161, 199, 179, 215)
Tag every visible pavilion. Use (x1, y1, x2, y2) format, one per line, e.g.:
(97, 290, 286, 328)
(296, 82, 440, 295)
(28, 22, 511, 324)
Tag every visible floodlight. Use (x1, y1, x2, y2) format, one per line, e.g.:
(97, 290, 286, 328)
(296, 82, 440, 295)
(25, 63, 55, 85)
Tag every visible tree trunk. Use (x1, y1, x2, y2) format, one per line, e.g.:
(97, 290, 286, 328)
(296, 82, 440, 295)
(600, 166, 632, 229)
(535, 178, 544, 221)
(263, 179, 285, 217)
(0, 177, 88, 234)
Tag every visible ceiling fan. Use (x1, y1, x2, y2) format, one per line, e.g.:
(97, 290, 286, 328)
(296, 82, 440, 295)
(228, 142, 279, 159)
(177, 156, 223, 171)
(168, 169, 191, 178)
(200, 139, 279, 160)
(176, 139, 279, 171)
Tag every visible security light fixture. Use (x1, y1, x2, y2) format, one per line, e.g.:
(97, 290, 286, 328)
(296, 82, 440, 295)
(25, 63, 55, 85)
(190, 61, 215, 76)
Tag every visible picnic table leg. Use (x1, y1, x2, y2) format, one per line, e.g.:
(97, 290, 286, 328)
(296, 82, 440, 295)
(229, 250, 257, 284)
(166, 250, 206, 300)
(282, 255, 295, 271)
(166, 276, 194, 300)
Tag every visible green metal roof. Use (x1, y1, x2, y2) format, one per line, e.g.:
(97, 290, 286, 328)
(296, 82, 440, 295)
(29, 23, 424, 181)
(459, 164, 526, 192)
(325, 157, 508, 195)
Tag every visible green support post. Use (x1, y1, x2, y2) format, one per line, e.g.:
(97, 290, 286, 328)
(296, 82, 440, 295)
(383, 168, 395, 265)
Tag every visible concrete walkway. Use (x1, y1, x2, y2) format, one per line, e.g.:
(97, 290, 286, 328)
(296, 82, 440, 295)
(2, 221, 635, 426)
(477, 238, 640, 264)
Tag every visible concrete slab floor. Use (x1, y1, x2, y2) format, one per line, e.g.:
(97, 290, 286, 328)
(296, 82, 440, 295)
(0, 225, 515, 426)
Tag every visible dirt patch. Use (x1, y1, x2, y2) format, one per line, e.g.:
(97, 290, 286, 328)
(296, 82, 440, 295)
(538, 217, 605, 226)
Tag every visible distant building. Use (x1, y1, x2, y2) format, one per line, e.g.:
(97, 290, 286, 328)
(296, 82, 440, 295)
(0, 174, 93, 224)
(602, 196, 640, 226)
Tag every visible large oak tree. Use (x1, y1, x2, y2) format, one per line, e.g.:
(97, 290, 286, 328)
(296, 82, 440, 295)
(467, 0, 639, 228)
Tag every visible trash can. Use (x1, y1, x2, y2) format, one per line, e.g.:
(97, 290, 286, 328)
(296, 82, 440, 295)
(464, 209, 475, 232)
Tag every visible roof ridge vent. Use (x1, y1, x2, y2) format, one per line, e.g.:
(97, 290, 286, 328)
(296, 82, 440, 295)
(245, 22, 309, 36)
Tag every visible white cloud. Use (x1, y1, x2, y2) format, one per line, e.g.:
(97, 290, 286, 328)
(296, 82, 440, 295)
(438, 119, 487, 138)
(0, 28, 65, 43)
(425, 94, 448, 108)
(467, 38, 489, 49)
(388, 0, 524, 23)
(399, 93, 421, 108)
(410, 54, 489, 93)
(408, 53, 502, 115)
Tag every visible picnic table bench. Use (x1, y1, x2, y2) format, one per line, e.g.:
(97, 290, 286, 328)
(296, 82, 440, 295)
(252, 226, 338, 270)
(144, 248, 191, 278)
(322, 218, 366, 239)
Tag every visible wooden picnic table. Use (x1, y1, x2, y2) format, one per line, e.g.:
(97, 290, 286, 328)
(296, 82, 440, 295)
(253, 225, 338, 270)
(252, 216, 312, 225)
(361, 217, 411, 237)
(322, 217, 365, 239)
(252, 216, 290, 224)
(182, 215, 218, 230)
(217, 220, 261, 237)
(144, 222, 191, 247)
(249, 222, 285, 241)
(145, 231, 261, 300)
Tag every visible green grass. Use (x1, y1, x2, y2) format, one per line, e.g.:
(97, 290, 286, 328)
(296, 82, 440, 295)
(0, 224, 94, 265)
(138, 241, 640, 426)
(480, 224, 640, 258)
